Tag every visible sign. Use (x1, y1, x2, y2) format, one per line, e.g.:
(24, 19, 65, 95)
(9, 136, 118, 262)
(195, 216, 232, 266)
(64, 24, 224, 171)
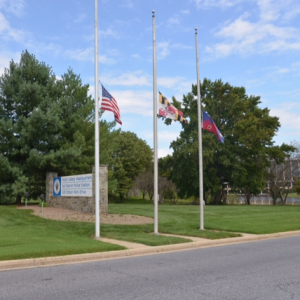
(53, 174, 92, 197)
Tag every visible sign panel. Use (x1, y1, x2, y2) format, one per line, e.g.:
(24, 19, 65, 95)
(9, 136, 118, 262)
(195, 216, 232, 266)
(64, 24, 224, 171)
(53, 174, 92, 197)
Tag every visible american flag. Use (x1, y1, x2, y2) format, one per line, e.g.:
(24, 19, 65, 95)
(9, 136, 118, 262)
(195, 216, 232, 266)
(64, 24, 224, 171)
(100, 85, 122, 125)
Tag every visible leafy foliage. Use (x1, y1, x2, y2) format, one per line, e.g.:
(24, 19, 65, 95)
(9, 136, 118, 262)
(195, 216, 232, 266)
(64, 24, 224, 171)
(161, 78, 294, 204)
(111, 131, 153, 202)
(0, 51, 117, 202)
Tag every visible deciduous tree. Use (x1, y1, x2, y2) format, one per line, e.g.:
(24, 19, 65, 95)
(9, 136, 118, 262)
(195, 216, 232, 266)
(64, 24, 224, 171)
(162, 78, 294, 204)
(111, 131, 153, 202)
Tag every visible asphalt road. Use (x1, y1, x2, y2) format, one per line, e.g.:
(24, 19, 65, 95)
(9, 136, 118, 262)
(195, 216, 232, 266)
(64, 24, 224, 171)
(1, 236, 300, 300)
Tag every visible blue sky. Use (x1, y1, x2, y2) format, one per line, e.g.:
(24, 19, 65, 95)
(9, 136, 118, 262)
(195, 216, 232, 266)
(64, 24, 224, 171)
(1, 0, 300, 157)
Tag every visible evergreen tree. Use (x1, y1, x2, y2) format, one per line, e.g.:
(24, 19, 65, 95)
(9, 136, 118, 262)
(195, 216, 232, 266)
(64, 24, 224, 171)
(0, 51, 115, 202)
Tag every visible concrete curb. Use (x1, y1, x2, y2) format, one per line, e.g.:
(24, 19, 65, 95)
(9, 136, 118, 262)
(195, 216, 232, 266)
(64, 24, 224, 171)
(1, 230, 300, 272)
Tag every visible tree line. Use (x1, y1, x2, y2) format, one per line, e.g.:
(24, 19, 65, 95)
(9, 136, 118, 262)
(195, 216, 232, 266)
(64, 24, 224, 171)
(1, 50, 298, 205)
(158, 79, 296, 205)
(0, 51, 152, 204)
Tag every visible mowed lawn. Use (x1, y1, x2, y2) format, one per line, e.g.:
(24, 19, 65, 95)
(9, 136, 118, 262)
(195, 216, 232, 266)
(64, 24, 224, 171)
(1, 203, 300, 261)
(108, 202, 300, 235)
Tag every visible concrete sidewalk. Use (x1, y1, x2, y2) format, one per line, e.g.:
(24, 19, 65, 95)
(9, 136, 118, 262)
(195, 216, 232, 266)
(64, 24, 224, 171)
(1, 230, 300, 272)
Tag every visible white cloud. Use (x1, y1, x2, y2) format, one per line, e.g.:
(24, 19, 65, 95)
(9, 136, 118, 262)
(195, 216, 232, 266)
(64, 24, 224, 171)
(158, 130, 180, 143)
(168, 16, 180, 26)
(101, 71, 192, 96)
(155, 41, 192, 60)
(258, 0, 300, 22)
(102, 71, 152, 87)
(87, 83, 95, 99)
(119, 0, 134, 9)
(0, 12, 9, 33)
(282, 6, 300, 22)
(157, 41, 170, 60)
(110, 90, 153, 116)
(181, 9, 190, 15)
(99, 28, 119, 39)
(74, 13, 87, 23)
(270, 103, 300, 140)
(193, 0, 244, 9)
(0, 51, 21, 76)
(172, 43, 193, 50)
(272, 67, 290, 74)
(158, 77, 183, 89)
(201, 0, 300, 57)
(64, 47, 116, 64)
(158, 147, 173, 158)
(64, 48, 93, 62)
(131, 53, 141, 59)
(139, 130, 177, 158)
(257, 0, 280, 22)
(206, 14, 300, 57)
(0, 0, 25, 16)
(0, 12, 28, 43)
(158, 76, 191, 94)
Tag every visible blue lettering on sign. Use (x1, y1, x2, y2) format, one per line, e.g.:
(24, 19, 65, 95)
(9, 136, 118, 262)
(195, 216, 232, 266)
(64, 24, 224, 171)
(59, 173, 92, 197)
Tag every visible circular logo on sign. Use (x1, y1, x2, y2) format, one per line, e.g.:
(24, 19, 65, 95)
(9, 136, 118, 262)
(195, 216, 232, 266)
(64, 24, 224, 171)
(54, 178, 61, 194)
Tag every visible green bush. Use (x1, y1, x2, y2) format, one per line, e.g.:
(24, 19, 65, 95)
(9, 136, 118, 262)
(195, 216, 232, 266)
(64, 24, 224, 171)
(38, 201, 49, 207)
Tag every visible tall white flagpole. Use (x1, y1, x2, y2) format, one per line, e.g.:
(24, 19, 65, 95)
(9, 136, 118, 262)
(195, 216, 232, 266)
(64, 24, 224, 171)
(94, 0, 100, 238)
(152, 10, 158, 234)
(195, 28, 204, 230)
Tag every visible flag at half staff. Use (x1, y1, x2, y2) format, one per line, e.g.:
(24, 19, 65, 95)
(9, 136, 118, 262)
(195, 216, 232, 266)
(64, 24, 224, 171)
(202, 111, 224, 143)
(158, 92, 189, 124)
(101, 84, 122, 125)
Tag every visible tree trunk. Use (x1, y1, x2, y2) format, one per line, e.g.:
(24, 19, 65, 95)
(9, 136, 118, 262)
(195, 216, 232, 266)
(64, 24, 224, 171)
(158, 194, 164, 204)
(242, 190, 252, 205)
(210, 192, 222, 205)
(245, 196, 251, 205)
(15, 194, 22, 205)
(119, 193, 125, 203)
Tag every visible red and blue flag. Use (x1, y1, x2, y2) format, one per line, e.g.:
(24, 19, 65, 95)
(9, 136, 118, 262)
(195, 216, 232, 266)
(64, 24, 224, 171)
(202, 111, 224, 143)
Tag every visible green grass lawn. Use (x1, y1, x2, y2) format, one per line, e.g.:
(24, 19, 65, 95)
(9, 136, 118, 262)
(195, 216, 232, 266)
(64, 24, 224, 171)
(1, 203, 300, 261)
(0, 206, 126, 261)
(108, 203, 300, 236)
(0, 205, 191, 261)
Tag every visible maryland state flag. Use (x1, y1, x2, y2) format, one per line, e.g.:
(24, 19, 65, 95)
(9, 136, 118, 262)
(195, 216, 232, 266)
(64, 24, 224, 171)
(158, 92, 189, 124)
(202, 111, 224, 143)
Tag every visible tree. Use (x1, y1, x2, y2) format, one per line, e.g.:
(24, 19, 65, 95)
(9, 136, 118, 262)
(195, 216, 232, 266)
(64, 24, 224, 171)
(0, 50, 61, 202)
(111, 131, 153, 202)
(0, 154, 27, 204)
(266, 142, 300, 205)
(162, 78, 294, 204)
(134, 171, 153, 200)
(266, 158, 296, 205)
(0, 50, 117, 203)
(162, 179, 179, 204)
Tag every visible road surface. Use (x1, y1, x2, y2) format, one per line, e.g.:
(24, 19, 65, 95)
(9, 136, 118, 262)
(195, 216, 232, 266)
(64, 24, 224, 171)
(1, 235, 300, 300)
